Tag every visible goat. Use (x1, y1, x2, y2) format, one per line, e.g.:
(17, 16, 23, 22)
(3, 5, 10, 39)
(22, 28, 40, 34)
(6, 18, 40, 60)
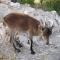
(3, 13, 53, 54)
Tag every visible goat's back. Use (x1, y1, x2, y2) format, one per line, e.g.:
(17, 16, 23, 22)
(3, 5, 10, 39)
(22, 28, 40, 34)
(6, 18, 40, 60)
(4, 13, 40, 32)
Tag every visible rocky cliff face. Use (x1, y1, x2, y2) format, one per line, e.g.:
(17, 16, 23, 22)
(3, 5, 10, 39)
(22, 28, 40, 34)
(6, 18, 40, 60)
(0, 2, 60, 60)
(0, 0, 11, 4)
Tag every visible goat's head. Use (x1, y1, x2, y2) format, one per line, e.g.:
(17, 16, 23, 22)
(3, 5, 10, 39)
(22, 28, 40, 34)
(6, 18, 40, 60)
(42, 26, 54, 36)
(38, 23, 54, 45)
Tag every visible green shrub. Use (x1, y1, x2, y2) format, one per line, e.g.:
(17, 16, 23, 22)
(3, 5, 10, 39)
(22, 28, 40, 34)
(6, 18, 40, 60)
(42, 0, 54, 10)
(53, 0, 60, 15)
(41, 0, 60, 15)
(17, 0, 60, 15)
(53, 0, 60, 11)
(18, 0, 34, 5)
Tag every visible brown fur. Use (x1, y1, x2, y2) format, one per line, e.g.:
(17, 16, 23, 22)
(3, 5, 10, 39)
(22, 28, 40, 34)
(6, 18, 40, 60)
(3, 13, 52, 54)
(4, 13, 41, 34)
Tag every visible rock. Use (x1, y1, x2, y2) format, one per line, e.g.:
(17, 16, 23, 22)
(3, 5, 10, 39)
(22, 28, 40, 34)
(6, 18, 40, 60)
(0, 0, 11, 5)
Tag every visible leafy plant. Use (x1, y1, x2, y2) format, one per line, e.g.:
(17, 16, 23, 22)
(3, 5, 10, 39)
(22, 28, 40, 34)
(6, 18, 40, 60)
(18, 0, 34, 5)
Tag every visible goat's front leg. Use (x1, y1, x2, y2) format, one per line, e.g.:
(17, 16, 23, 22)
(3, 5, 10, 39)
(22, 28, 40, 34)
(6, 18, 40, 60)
(30, 39, 35, 54)
(28, 29, 35, 54)
(45, 36, 49, 45)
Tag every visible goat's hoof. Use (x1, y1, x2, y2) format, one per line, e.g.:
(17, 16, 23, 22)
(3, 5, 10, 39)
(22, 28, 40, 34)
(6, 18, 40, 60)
(46, 42, 49, 45)
(27, 40, 30, 44)
(19, 43, 23, 47)
(16, 49, 21, 53)
(31, 51, 35, 55)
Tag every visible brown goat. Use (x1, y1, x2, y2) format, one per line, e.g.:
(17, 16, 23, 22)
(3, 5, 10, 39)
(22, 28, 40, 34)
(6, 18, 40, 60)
(3, 13, 53, 54)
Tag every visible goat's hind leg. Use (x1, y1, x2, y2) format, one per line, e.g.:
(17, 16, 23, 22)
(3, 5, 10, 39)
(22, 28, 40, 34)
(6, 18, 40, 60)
(13, 42, 21, 53)
(14, 36, 23, 48)
(10, 32, 21, 53)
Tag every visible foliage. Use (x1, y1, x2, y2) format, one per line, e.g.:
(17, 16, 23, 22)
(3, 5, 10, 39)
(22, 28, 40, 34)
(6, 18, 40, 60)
(18, 0, 34, 5)
(41, 0, 60, 15)
(17, 0, 60, 15)
(53, 0, 60, 11)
